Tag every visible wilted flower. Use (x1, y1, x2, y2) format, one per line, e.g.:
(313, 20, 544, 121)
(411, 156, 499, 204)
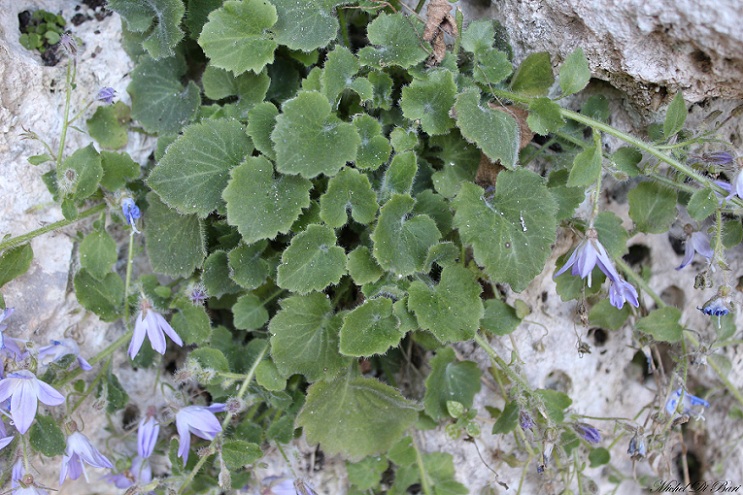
(38, 339, 92, 371)
(690, 151, 734, 166)
(128, 299, 183, 360)
(96, 87, 116, 104)
(60, 431, 115, 484)
(121, 198, 141, 234)
(519, 410, 534, 431)
(175, 403, 226, 465)
(573, 422, 601, 444)
(59, 32, 77, 56)
(0, 370, 65, 434)
(627, 431, 647, 460)
(189, 285, 208, 305)
(676, 225, 713, 270)
(665, 388, 710, 417)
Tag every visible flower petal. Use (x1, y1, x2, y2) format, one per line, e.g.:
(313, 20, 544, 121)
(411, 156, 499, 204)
(146, 312, 167, 355)
(176, 414, 192, 465)
(128, 313, 148, 359)
(11, 379, 39, 434)
(36, 380, 65, 406)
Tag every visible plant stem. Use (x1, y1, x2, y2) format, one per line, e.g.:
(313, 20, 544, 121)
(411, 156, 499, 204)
(124, 230, 136, 327)
(414, 0, 426, 14)
(412, 434, 434, 495)
(474, 332, 531, 391)
(177, 343, 269, 494)
(54, 329, 133, 388)
(55, 61, 76, 167)
(0, 203, 106, 253)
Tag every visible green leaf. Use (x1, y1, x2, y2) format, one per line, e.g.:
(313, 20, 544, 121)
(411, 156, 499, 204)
(0, 244, 33, 288)
(347, 456, 388, 491)
(664, 92, 687, 139)
(247, 101, 278, 160)
(148, 119, 253, 217)
(271, 0, 342, 51)
(296, 375, 419, 460)
(79, 230, 117, 280)
(346, 246, 384, 285)
(461, 19, 495, 54)
(203, 250, 242, 298)
(510, 52, 554, 96)
(87, 102, 130, 149)
(27, 154, 53, 166)
(567, 145, 602, 187)
(527, 97, 565, 136)
(534, 389, 572, 423)
(100, 151, 139, 191)
(73, 269, 124, 322)
(144, 193, 206, 277)
(224, 156, 311, 243)
(454, 90, 520, 169)
(722, 220, 743, 248)
(128, 55, 200, 134)
(588, 299, 631, 331)
(382, 151, 418, 196)
(340, 298, 402, 357)
(390, 128, 418, 152)
(687, 188, 717, 222)
(228, 241, 270, 289)
(452, 170, 557, 292)
(582, 94, 610, 122)
(559, 47, 591, 96)
(202, 65, 271, 115)
(320, 168, 379, 227)
(400, 69, 457, 135)
(429, 132, 481, 198)
(184, 0, 223, 39)
(358, 13, 428, 69)
(198, 0, 277, 75)
(222, 440, 263, 470)
(371, 194, 441, 276)
(472, 48, 513, 85)
(593, 211, 628, 258)
(255, 359, 286, 391)
(423, 347, 482, 420)
(109, 0, 185, 59)
(546, 169, 584, 221)
(589, 447, 611, 467)
(481, 299, 521, 336)
(354, 114, 392, 170)
(171, 301, 212, 345)
(408, 265, 484, 343)
(628, 182, 678, 234)
(269, 293, 347, 381)
(414, 191, 453, 237)
(492, 401, 519, 434)
(368, 70, 394, 110)
(611, 147, 642, 177)
(321, 45, 360, 105)
(277, 224, 346, 294)
(29, 414, 66, 457)
(636, 307, 683, 343)
(97, 371, 130, 413)
(555, 264, 606, 301)
(57, 144, 103, 200)
(388, 437, 416, 467)
(272, 91, 360, 178)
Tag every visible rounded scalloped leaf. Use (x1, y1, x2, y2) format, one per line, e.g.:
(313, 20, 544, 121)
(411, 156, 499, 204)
(407, 265, 483, 343)
(276, 224, 347, 294)
(271, 91, 360, 178)
(452, 170, 557, 292)
(109, 0, 185, 59)
(223, 156, 312, 244)
(57, 144, 103, 201)
(127, 55, 200, 134)
(271, 0, 342, 51)
(401, 69, 457, 135)
(423, 347, 482, 420)
(357, 12, 428, 69)
(296, 375, 419, 461)
(339, 298, 402, 357)
(268, 293, 348, 382)
(371, 194, 441, 276)
(319, 168, 379, 228)
(353, 114, 392, 170)
(147, 119, 253, 217)
(198, 0, 277, 75)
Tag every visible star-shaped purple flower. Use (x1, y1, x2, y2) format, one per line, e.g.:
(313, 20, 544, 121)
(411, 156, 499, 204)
(128, 300, 183, 360)
(60, 431, 114, 484)
(96, 87, 117, 104)
(121, 198, 141, 234)
(38, 339, 92, 371)
(676, 225, 713, 270)
(175, 404, 226, 465)
(0, 370, 65, 434)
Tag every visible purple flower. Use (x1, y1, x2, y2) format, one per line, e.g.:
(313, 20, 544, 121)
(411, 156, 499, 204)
(175, 404, 226, 465)
(677, 226, 713, 270)
(128, 300, 183, 360)
(60, 431, 114, 484)
(121, 198, 141, 234)
(12, 457, 24, 487)
(627, 431, 647, 460)
(519, 410, 534, 431)
(690, 151, 734, 166)
(0, 419, 14, 450)
(38, 339, 92, 371)
(189, 285, 208, 305)
(573, 422, 601, 444)
(0, 370, 65, 434)
(609, 278, 640, 309)
(138, 415, 159, 459)
(555, 229, 620, 287)
(59, 32, 77, 56)
(665, 388, 710, 417)
(698, 286, 733, 324)
(96, 87, 117, 104)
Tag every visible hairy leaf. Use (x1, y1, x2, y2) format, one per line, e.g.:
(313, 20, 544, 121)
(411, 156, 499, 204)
(400, 69, 457, 135)
(277, 224, 347, 294)
(340, 298, 402, 357)
(423, 347, 482, 420)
